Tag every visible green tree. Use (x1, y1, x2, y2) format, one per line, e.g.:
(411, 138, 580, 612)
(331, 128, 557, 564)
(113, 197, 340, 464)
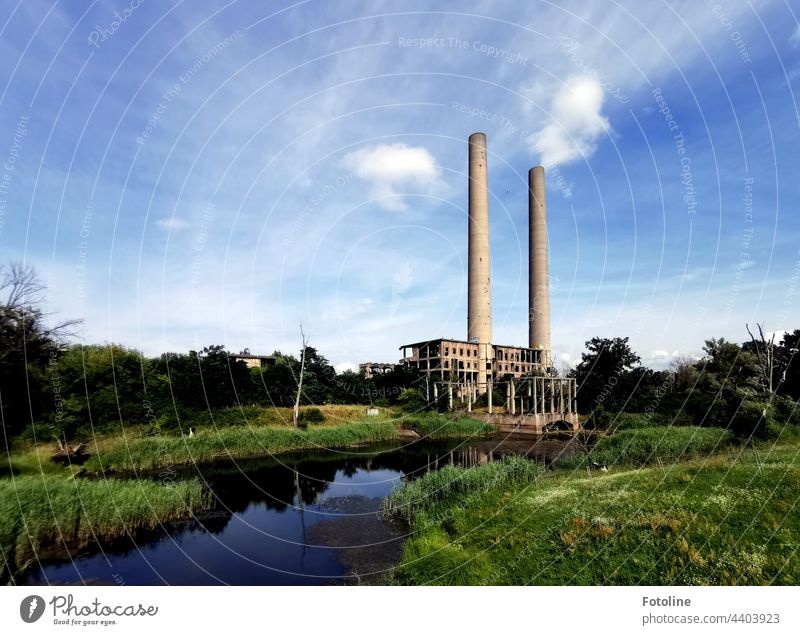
(54, 344, 150, 437)
(251, 353, 300, 407)
(297, 346, 337, 405)
(571, 336, 641, 415)
(150, 345, 253, 412)
(776, 329, 800, 399)
(682, 338, 770, 436)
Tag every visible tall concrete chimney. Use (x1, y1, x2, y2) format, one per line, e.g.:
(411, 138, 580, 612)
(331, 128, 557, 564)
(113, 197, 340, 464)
(467, 132, 492, 391)
(528, 166, 552, 367)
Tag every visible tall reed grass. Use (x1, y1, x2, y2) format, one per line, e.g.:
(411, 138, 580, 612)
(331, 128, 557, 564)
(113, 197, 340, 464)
(399, 413, 495, 439)
(0, 476, 211, 582)
(384, 456, 544, 525)
(88, 420, 402, 472)
(555, 426, 733, 470)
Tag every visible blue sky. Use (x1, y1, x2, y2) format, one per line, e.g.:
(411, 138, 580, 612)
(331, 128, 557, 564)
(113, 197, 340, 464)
(1, 0, 799, 371)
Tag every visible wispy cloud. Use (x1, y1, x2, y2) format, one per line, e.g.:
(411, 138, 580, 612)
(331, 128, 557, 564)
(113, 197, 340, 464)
(342, 143, 441, 211)
(155, 217, 190, 232)
(791, 25, 800, 47)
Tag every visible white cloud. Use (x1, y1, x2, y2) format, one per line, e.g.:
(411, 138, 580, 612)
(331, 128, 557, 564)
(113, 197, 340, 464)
(642, 349, 684, 369)
(334, 361, 359, 374)
(156, 217, 189, 231)
(791, 25, 800, 47)
(342, 143, 441, 211)
(531, 75, 610, 168)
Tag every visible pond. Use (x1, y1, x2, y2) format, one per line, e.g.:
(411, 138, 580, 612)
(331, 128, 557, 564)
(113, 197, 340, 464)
(23, 433, 577, 585)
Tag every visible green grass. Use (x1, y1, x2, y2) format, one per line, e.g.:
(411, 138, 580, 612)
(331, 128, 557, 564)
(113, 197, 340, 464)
(85, 420, 402, 472)
(76, 412, 495, 473)
(190, 404, 372, 428)
(1, 445, 84, 478)
(385, 456, 544, 525)
(0, 476, 212, 583)
(592, 426, 733, 466)
(398, 413, 495, 440)
(2, 410, 496, 476)
(557, 426, 734, 470)
(388, 434, 800, 585)
(606, 412, 673, 431)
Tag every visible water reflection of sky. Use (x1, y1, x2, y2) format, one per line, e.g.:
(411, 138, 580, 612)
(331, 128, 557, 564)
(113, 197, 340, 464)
(314, 468, 403, 502)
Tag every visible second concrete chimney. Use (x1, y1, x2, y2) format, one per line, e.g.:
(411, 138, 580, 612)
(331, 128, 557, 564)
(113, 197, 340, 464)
(468, 132, 492, 391)
(528, 166, 551, 367)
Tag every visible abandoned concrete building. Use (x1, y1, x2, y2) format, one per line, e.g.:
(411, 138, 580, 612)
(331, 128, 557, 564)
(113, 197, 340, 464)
(398, 133, 577, 429)
(230, 353, 277, 369)
(358, 362, 394, 379)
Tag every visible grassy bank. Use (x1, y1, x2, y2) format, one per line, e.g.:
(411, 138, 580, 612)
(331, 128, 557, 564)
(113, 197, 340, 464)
(386, 430, 800, 585)
(187, 404, 375, 428)
(558, 426, 734, 470)
(85, 420, 403, 472)
(401, 413, 495, 440)
(0, 476, 212, 583)
(47, 411, 494, 473)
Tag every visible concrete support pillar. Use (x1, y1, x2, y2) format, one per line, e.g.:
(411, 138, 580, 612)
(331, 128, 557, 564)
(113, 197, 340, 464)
(559, 380, 564, 415)
(510, 380, 516, 415)
(550, 377, 555, 413)
(533, 376, 538, 414)
(448, 384, 453, 411)
(572, 380, 576, 414)
(526, 380, 532, 415)
(529, 166, 552, 368)
(434, 382, 439, 402)
(565, 380, 570, 415)
(488, 380, 493, 414)
(468, 133, 492, 393)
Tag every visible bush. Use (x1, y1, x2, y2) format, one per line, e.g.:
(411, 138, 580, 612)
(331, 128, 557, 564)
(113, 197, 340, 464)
(591, 426, 733, 467)
(606, 412, 668, 431)
(772, 395, 800, 426)
(297, 407, 325, 425)
(730, 399, 779, 439)
(397, 388, 427, 412)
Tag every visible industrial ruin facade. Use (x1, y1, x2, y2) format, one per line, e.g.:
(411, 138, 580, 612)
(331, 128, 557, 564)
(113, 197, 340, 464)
(399, 133, 577, 430)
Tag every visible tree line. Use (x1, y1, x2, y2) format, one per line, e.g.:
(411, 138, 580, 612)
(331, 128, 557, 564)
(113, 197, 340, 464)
(2, 262, 798, 441)
(0, 263, 420, 440)
(570, 332, 800, 438)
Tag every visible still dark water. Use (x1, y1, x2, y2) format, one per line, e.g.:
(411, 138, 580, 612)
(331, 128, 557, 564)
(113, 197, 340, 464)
(23, 434, 575, 585)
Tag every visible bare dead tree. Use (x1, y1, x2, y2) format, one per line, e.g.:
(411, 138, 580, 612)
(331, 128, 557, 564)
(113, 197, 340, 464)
(746, 322, 776, 394)
(293, 324, 309, 428)
(0, 263, 82, 377)
(1, 262, 45, 308)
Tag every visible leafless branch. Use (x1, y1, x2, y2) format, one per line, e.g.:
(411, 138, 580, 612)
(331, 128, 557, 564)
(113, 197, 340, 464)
(746, 322, 776, 394)
(293, 323, 309, 427)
